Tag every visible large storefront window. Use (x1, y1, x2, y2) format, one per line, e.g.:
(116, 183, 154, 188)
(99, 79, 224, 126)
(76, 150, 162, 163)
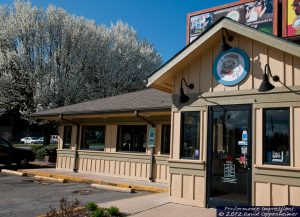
(63, 126, 72, 149)
(263, 108, 290, 165)
(181, 112, 200, 159)
(81, 126, 105, 151)
(161, 124, 170, 154)
(117, 125, 147, 152)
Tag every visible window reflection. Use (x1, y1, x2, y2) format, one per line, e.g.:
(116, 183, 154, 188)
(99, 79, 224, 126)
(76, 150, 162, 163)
(181, 112, 200, 159)
(81, 126, 105, 151)
(117, 125, 147, 152)
(264, 108, 289, 165)
(63, 126, 72, 149)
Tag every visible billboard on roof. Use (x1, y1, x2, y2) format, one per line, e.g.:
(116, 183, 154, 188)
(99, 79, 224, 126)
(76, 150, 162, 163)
(287, 0, 300, 37)
(188, 0, 274, 43)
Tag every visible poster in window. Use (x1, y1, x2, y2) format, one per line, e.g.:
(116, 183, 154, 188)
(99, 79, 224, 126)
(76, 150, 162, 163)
(287, 0, 300, 36)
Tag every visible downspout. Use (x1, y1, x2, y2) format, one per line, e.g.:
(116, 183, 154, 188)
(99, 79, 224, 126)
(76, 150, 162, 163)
(134, 111, 155, 182)
(59, 114, 79, 173)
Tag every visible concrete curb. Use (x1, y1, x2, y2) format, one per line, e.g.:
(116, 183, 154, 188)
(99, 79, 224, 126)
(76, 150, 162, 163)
(34, 175, 66, 183)
(91, 183, 135, 193)
(19, 169, 168, 193)
(1, 169, 27, 176)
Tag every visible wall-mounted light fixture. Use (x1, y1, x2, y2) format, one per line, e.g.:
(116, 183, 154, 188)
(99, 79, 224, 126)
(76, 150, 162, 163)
(258, 64, 280, 92)
(177, 78, 194, 104)
(220, 28, 234, 53)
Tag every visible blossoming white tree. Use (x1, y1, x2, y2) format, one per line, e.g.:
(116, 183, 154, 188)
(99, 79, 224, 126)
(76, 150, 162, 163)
(0, 1, 162, 122)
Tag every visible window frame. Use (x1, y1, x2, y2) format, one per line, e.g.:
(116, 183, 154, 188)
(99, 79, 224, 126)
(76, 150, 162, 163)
(80, 125, 106, 151)
(117, 125, 147, 153)
(63, 126, 72, 149)
(263, 107, 290, 166)
(180, 111, 200, 160)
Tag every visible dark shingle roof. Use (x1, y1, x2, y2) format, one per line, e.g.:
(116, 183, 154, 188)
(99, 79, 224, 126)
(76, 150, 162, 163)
(31, 88, 172, 117)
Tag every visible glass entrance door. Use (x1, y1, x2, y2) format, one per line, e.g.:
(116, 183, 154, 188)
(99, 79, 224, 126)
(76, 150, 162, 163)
(207, 105, 252, 207)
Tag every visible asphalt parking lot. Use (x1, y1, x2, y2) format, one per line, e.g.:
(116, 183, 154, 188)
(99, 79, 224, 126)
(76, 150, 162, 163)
(0, 172, 150, 217)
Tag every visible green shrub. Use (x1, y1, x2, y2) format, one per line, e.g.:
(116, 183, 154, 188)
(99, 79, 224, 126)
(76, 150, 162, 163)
(85, 201, 98, 211)
(32, 144, 57, 161)
(35, 148, 48, 161)
(106, 206, 119, 216)
(45, 145, 57, 156)
(31, 144, 44, 152)
(92, 208, 106, 217)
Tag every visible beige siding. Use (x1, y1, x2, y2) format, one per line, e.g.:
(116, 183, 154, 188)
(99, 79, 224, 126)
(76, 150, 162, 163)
(255, 182, 270, 205)
(172, 36, 300, 95)
(104, 125, 117, 152)
(294, 107, 300, 167)
(172, 112, 181, 160)
(169, 160, 205, 207)
(56, 150, 169, 183)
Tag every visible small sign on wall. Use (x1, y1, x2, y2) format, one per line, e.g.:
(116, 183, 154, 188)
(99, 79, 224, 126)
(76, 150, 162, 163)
(148, 127, 156, 148)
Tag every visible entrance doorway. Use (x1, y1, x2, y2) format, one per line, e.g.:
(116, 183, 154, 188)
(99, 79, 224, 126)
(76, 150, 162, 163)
(207, 105, 252, 207)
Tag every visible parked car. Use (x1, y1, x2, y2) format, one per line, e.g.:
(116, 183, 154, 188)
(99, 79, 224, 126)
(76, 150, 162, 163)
(50, 135, 59, 144)
(0, 138, 35, 166)
(20, 137, 39, 144)
(33, 137, 44, 144)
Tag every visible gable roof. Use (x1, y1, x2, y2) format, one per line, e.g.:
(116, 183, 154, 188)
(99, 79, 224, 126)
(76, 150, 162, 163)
(31, 88, 172, 119)
(147, 17, 300, 92)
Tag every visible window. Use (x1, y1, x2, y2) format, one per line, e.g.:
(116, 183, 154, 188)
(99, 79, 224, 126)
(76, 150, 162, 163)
(63, 126, 72, 149)
(181, 112, 200, 159)
(117, 125, 147, 152)
(81, 126, 105, 151)
(263, 108, 290, 165)
(161, 124, 171, 154)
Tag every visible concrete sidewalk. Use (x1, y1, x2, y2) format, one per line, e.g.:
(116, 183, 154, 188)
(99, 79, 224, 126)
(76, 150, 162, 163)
(99, 193, 216, 217)
(19, 168, 168, 193)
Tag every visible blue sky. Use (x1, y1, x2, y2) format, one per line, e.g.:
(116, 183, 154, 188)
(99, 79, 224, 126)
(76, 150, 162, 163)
(1, 0, 235, 62)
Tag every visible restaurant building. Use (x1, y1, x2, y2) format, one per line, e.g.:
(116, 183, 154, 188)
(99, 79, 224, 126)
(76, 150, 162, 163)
(32, 89, 172, 184)
(147, 17, 300, 207)
(32, 0, 300, 208)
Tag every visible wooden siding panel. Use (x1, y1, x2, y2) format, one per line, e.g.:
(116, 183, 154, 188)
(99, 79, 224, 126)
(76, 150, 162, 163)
(255, 108, 263, 164)
(172, 112, 181, 160)
(271, 184, 288, 205)
(255, 182, 270, 205)
(224, 33, 239, 92)
(182, 175, 193, 200)
(290, 186, 300, 205)
(188, 58, 200, 93)
(212, 43, 224, 92)
(200, 49, 212, 93)
(294, 107, 300, 167)
(268, 47, 284, 87)
(173, 71, 182, 95)
(194, 176, 205, 206)
(293, 56, 300, 85)
(154, 124, 162, 154)
(171, 174, 181, 198)
(253, 41, 268, 89)
(238, 36, 253, 90)
(285, 54, 293, 86)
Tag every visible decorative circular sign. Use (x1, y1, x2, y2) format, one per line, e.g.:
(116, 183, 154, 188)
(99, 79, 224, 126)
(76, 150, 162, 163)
(213, 48, 250, 86)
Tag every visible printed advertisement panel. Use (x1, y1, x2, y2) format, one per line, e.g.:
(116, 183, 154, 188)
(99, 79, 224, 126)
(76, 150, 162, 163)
(287, 0, 300, 37)
(189, 0, 274, 43)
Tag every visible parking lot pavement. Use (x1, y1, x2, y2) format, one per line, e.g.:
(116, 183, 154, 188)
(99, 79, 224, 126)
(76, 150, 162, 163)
(0, 173, 151, 217)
